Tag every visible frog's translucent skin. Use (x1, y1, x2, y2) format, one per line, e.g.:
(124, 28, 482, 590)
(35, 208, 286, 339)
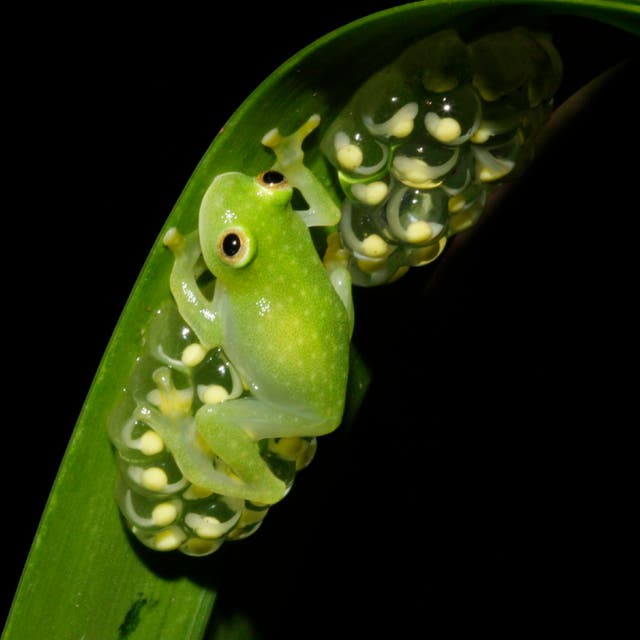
(108, 120, 349, 556)
(108, 301, 318, 555)
(321, 27, 562, 285)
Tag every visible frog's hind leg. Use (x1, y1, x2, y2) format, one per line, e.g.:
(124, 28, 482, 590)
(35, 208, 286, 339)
(195, 397, 334, 505)
(133, 366, 248, 500)
(133, 402, 249, 500)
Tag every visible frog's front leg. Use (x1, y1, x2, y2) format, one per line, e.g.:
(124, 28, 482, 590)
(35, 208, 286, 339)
(263, 116, 354, 333)
(163, 227, 222, 350)
(195, 397, 338, 504)
(262, 114, 342, 228)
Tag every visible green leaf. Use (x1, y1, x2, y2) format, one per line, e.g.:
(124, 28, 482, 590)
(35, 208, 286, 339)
(4, 1, 638, 639)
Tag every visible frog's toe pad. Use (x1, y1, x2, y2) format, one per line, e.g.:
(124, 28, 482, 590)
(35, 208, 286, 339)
(163, 227, 184, 250)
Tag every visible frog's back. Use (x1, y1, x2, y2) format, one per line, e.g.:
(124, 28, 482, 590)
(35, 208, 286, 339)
(222, 206, 350, 420)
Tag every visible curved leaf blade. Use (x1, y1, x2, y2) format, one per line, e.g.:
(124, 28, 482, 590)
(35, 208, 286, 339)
(4, 1, 638, 638)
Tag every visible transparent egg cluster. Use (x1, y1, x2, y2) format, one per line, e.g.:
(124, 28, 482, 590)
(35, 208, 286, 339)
(321, 27, 562, 285)
(108, 301, 316, 556)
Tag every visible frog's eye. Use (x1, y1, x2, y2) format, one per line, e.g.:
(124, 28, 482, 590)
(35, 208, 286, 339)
(257, 170, 289, 190)
(216, 227, 255, 267)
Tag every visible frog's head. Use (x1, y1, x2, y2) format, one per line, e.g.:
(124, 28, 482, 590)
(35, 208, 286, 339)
(198, 170, 294, 277)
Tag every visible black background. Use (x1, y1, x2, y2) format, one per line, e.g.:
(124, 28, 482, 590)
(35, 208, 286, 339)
(4, 3, 638, 637)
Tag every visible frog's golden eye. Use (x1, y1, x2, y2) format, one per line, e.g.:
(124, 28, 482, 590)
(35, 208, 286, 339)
(257, 170, 289, 189)
(216, 227, 255, 267)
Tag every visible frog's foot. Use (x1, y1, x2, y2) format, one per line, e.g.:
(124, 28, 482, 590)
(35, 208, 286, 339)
(261, 113, 321, 172)
(261, 114, 341, 228)
(147, 366, 193, 417)
(323, 231, 350, 272)
(132, 370, 247, 501)
(196, 402, 288, 505)
(323, 232, 354, 335)
(132, 367, 197, 463)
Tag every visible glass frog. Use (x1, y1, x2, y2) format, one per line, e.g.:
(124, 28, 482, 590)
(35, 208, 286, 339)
(160, 166, 353, 505)
(108, 116, 354, 556)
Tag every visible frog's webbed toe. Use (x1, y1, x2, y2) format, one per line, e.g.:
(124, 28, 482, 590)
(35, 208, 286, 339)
(261, 113, 321, 170)
(262, 114, 342, 228)
(163, 227, 202, 264)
